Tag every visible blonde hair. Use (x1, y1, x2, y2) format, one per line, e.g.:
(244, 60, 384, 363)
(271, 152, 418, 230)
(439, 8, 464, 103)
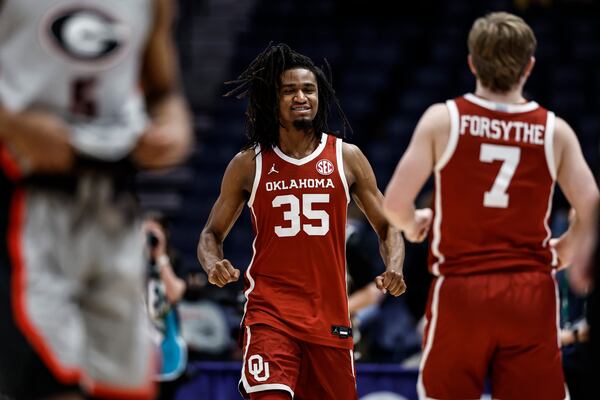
(468, 12, 536, 92)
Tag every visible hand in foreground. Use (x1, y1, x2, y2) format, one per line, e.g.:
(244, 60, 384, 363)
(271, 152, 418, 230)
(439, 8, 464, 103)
(4, 111, 74, 173)
(132, 124, 192, 169)
(208, 259, 240, 287)
(549, 237, 571, 270)
(375, 270, 406, 296)
(404, 208, 433, 243)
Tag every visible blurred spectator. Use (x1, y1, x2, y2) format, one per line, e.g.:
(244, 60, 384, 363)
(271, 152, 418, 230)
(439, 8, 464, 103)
(346, 202, 421, 364)
(144, 211, 189, 400)
(552, 208, 593, 400)
(567, 197, 599, 399)
(402, 190, 434, 324)
(346, 202, 385, 359)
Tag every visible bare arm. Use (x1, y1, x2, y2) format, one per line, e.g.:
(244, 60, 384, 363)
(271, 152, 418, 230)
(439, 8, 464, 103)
(0, 107, 74, 174)
(344, 143, 405, 296)
(551, 117, 600, 293)
(159, 262, 186, 304)
(132, 0, 193, 169)
(143, 219, 186, 303)
(197, 150, 255, 287)
(383, 103, 449, 241)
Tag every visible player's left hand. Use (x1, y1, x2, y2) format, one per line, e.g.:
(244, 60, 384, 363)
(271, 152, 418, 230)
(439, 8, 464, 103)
(133, 122, 192, 169)
(375, 271, 406, 296)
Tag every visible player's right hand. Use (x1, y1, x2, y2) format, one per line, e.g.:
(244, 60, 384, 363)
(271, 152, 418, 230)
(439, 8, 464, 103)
(375, 270, 406, 296)
(404, 208, 433, 243)
(207, 259, 240, 287)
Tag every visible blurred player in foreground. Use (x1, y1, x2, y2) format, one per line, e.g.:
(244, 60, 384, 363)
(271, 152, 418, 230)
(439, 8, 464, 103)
(0, 0, 192, 398)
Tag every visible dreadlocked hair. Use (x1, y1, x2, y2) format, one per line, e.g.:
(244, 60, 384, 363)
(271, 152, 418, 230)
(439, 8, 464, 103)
(224, 42, 352, 151)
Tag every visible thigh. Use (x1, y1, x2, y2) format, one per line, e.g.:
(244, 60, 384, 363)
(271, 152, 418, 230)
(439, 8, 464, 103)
(492, 340, 565, 400)
(491, 272, 566, 400)
(239, 324, 300, 399)
(418, 276, 491, 400)
(80, 221, 155, 398)
(296, 343, 357, 400)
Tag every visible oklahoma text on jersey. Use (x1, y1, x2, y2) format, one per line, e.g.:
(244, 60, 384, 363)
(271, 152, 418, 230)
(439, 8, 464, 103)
(265, 178, 335, 191)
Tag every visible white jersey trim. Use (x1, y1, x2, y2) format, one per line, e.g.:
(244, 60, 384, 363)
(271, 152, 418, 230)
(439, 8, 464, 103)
(336, 138, 351, 204)
(544, 184, 558, 266)
(435, 100, 460, 171)
(551, 271, 562, 349)
(464, 93, 539, 114)
(430, 169, 445, 277)
(430, 101, 458, 275)
(543, 112, 557, 265)
(544, 112, 557, 180)
(273, 132, 327, 165)
(240, 208, 259, 325)
(247, 146, 262, 207)
(239, 326, 295, 398)
(417, 276, 445, 400)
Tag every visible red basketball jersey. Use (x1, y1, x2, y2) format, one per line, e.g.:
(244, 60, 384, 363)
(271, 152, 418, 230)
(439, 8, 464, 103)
(429, 94, 557, 275)
(242, 133, 353, 349)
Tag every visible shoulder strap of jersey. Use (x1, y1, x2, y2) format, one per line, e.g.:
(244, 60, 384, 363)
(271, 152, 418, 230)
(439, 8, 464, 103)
(544, 111, 556, 180)
(335, 137, 350, 203)
(434, 100, 460, 171)
(248, 145, 262, 207)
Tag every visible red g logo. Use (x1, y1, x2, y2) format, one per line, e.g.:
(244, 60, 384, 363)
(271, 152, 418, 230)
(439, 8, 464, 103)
(316, 159, 334, 176)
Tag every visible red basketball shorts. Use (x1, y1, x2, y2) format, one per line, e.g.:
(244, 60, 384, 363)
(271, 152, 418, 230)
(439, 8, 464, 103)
(418, 271, 567, 400)
(238, 324, 357, 400)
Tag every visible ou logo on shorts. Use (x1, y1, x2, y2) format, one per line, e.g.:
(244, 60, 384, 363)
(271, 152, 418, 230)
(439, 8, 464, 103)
(248, 354, 270, 382)
(316, 159, 334, 176)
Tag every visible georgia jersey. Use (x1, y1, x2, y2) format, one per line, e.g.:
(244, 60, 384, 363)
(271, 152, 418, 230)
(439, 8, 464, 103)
(429, 93, 557, 275)
(242, 133, 354, 349)
(0, 0, 152, 160)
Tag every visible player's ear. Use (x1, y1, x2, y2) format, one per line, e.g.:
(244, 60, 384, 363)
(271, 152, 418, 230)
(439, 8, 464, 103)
(467, 55, 477, 77)
(522, 56, 536, 79)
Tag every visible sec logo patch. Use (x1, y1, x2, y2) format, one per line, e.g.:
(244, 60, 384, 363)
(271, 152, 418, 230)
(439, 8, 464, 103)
(316, 159, 334, 176)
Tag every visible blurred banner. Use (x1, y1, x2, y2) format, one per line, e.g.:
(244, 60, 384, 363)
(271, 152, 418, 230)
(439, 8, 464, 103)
(175, 362, 419, 400)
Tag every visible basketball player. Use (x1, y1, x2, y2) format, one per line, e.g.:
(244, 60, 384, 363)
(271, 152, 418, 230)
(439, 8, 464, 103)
(0, 0, 192, 398)
(383, 12, 599, 400)
(197, 43, 405, 400)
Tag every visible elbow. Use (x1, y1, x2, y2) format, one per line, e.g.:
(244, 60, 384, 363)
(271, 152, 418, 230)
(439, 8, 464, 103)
(382, 202, 403, 230)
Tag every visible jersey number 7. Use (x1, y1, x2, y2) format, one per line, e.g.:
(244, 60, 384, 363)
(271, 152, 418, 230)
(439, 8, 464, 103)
(479, 143, 521, 208)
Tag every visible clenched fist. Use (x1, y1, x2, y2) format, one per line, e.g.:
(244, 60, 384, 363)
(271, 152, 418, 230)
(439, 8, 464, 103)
(208, 259, 240, 287)
(375, 270, 406, 296)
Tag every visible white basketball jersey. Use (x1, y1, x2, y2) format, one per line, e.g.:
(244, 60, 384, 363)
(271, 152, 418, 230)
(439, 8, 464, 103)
(0, 0, 154, 159)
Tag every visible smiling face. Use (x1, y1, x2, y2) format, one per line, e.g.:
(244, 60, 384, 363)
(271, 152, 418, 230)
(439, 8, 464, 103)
(278, 68, 319, 132)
